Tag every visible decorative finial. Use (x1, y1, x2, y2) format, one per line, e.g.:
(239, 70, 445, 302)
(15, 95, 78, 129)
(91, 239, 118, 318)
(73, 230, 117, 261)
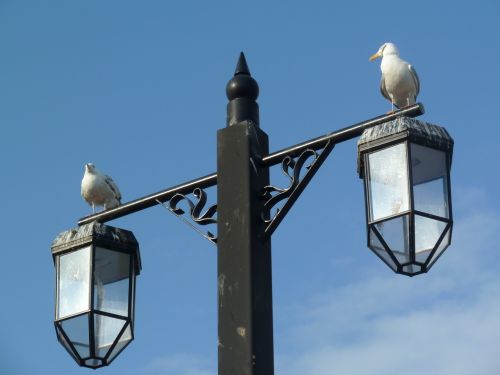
(226, 52, 259, 102)
(234, 52, 251, 76)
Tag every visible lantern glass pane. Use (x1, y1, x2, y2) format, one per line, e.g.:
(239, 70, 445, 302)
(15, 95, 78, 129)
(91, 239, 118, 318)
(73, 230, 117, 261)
(61, 314, 90, 358)
(414, 215, 447, 254)
(56, 325, 78, 360)
(58, 247, 91, 319)
(367, 143, 410, 221)
(94, 314, 126, 358)
(374, 215, 410, 264)
(369, 228, 398, 271)
(402, 264, 422, 274)
(108, 324, 133, 363)
(411, 144, 449, 218)
(369, 227, 385, 251)
(94, 247, 130, 317)
(428, 226, 451, 267)
(85, 359, 103, 367)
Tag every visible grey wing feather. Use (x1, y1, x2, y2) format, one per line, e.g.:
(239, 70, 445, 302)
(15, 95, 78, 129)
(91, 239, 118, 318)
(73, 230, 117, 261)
(409, 64, 420, 97)
(380, 76, 391, 102)
(105, 175, 122, 202)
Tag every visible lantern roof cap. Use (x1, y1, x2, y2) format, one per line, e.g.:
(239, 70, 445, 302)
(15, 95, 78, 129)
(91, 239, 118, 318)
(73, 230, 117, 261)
(357, 116, 454, 177)
(51, 222, 141, 273)
(358, 116, 454, 152)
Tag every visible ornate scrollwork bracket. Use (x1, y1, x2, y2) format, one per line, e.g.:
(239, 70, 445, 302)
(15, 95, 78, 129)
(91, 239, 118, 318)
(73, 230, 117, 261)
(262, 140, 335, 238)
(156, 187, 217, 245)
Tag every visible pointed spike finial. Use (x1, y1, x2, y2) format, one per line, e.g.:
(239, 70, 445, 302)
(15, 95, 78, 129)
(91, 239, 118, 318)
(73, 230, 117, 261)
(234, 52, 251, 76)
(226, 52, 259, 102)
(225, 52, 260, 127)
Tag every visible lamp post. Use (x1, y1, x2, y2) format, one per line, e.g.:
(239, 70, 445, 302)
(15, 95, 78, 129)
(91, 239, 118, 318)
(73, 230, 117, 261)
(51, 53, 453, 373)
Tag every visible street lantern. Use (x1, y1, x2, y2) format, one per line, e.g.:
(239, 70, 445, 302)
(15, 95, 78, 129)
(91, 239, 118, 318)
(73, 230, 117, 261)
(358, 116, 454, 276)
(51, 222, 141, 369)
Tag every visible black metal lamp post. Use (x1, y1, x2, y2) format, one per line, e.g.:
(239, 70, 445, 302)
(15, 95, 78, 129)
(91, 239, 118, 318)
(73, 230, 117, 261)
(357, 118, 454, 276)
(51, 222, 141, 369)
(51, 53, 453, 374)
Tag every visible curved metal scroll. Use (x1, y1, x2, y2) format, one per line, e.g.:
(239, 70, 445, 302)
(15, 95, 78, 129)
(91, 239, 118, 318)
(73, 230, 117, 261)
(262, 140, 335, 237)
(156, 187, 217, 244)
(263, 149, 319, 220)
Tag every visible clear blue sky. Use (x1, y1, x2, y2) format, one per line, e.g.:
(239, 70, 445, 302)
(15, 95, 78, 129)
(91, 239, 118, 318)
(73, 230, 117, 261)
(1, 1, 499, 374)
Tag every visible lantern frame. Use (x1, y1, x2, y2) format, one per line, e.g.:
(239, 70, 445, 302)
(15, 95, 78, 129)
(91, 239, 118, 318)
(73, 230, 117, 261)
(51, 222, 141, 369)
(358, 117, 454, 276)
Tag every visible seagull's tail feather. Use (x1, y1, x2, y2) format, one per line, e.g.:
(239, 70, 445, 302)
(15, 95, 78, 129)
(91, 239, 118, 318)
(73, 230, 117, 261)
(105, 198, 121, 210)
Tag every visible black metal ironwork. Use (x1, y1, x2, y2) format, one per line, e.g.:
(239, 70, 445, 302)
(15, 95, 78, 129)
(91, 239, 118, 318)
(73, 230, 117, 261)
(262, 140, 335, 237)
(155, 187, 217, 244)
(58, 53, 437, 375)
(77, 104, 424, 227)
(217, 53, 274, 375)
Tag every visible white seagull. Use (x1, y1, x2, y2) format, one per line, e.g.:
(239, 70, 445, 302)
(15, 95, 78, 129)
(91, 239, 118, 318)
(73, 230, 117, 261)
(81, 163, 122, 213)
(369, 42, 420, 110)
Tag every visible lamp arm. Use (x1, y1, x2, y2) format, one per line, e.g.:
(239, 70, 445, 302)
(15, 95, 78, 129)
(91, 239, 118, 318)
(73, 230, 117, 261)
(78, 103, 424, 228)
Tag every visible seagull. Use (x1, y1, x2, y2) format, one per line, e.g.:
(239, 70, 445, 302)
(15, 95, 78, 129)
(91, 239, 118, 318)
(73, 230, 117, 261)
(81, 163, 122, 213)
(369, 42, 420, 110)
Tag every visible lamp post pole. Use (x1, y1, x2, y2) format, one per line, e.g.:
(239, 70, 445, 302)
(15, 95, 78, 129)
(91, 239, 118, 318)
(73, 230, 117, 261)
(217, 54, 274, 374)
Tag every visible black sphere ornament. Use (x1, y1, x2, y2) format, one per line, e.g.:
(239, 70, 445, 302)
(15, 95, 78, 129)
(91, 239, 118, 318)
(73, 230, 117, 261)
(226, 52, 259, 101)
(225, 52, 260, 127)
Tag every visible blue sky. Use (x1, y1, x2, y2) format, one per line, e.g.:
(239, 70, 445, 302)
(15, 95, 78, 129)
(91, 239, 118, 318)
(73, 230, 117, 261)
(1, 1, 499, 374)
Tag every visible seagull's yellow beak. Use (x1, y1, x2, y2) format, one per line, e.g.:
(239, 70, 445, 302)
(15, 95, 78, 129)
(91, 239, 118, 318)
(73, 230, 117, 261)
(369, 52, 381, 62)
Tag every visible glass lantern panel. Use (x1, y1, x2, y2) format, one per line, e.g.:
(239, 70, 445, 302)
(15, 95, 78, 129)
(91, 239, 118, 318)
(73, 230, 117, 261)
(367, 143, 410, 221)
(369, 228, 398, 271)
(428, 226, 451, 267)
(84, 358, 103, 368)
(415, 250, 432, 264)
(94, 313, 126, 358)
(57, 247, 91, 319)
(108, 323, 132, 363)
(411, 143, 449, 218)
(402, 264, 422, 274)
(94, 247, 130, 317)
(369, 227, 385, 251)
(414, 214, 447, 255)
(61, 314, 90, 359)
(375, 215, 410, 264)
(56, 325, 78, 361)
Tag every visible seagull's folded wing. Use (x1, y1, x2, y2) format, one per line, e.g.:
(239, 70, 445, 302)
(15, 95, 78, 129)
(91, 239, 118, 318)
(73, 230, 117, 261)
(104, 175, 122, 201)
